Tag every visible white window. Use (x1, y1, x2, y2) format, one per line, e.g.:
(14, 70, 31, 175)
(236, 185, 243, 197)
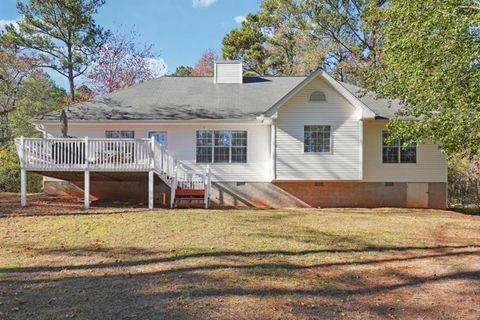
(104, 131, 135, 157)
(196, 130, 247, 163)
(105, 130, 135, 138)
(196, 131, 213, 163)
(304, 125, 331, 153)
(231, 131, 247, 163)
(214, 130, 230, 163)
(382, 131, 416, 163)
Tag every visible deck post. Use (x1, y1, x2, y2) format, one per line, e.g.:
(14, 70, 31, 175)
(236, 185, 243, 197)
(148, 170, 154, 209)
(150, 136, 155, 169)
(84, 137, 89, 168)
(170, 165, 177, 209)
(20, 169, 26, 207)
(20, 136, 26, 207)
(84, 170, 90, 209)
(271, 123, 276, 181)
(148, 137, 155, 209)
(204, 165, 210, 209)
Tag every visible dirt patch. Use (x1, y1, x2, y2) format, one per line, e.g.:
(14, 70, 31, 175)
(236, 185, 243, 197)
(0, 193, 147, 217)
(0, 193, 479, 319)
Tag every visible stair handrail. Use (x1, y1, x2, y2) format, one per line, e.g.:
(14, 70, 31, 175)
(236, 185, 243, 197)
(151, 140, 207, 190)
(152, 140, 176, 182)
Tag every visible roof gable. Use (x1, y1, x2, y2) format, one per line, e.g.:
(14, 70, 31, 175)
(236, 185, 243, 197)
(263, 69, 376, 119)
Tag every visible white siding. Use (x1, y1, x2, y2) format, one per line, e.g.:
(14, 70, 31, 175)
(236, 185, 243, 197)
(214, 62, 243, 84)
(275, 77, 363, 180)
(41, 122, 271, 182)
(363, 121, 447, 182)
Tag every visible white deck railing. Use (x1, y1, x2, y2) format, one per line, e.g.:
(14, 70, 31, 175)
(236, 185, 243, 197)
(16, 137, 153, 171)
(16, 136, 210, 195)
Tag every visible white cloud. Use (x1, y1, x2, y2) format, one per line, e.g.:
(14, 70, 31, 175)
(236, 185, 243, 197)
(0, 18, 19, 30)
(234, 16, 246, 24)
(192, 0, 217, 8)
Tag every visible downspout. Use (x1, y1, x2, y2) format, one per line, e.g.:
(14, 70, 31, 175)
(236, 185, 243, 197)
(258, 114, 277, 182)
(271, 120, 276, 181)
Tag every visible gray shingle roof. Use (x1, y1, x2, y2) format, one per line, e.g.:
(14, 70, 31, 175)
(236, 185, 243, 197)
(340, 82, 401, 119)
(35, 75, 400, 122)
(36, 76, 307, 121)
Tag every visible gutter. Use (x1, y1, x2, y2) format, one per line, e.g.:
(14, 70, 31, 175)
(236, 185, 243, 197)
(33, 118, 270, 126)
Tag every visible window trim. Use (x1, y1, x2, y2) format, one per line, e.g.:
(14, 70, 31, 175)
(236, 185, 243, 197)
(303, 124, 333, 154)
(382, 131, 417, 164)
(196, 130, 248, 164)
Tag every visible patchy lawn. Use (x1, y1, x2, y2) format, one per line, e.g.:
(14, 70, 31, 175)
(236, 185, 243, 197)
(1, 193, 480, 320)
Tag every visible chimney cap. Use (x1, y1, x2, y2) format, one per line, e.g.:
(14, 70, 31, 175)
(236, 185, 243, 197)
(214, 60, 242, 64)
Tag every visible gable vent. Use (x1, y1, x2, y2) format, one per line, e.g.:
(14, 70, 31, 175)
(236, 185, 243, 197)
(309, 90, 326, 102)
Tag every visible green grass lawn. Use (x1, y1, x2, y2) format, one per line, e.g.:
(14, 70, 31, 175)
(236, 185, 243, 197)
(1, 194, 480, 319)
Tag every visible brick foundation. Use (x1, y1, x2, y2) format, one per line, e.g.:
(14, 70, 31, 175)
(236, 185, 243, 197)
(44, 176, 171, 207)
(273, 181, 447, 209)
(43, 179, 447, 209)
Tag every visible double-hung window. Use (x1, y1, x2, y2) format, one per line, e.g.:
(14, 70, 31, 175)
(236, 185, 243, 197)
(304, 125, 331, 153)
(196, 130, 247, 163)
(196, 131, 213, 163)
(382, 132, 416, 163)
(231, 131, 247, 162)
(214, 131, 230, 163)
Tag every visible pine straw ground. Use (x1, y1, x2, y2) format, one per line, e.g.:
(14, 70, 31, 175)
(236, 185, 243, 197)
(0, 193, 480, 320)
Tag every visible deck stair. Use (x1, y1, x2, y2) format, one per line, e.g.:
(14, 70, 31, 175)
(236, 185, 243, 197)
(15, 137, 210, 209)
(174, 188, 206, 208)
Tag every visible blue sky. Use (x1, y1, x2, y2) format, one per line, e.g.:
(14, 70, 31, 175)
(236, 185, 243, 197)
(0, 0, 259, 88)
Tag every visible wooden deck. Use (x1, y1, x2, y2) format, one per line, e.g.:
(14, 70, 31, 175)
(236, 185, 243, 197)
(16, 137, 210, 209)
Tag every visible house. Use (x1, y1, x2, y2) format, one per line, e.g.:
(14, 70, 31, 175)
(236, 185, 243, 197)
(16, 61, 447, 209)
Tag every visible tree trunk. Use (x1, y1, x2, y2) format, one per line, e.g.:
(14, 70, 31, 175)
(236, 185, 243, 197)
(0, 113, 9, 145)
(67, 41, 75, 102)
(68, 69, 75, 102)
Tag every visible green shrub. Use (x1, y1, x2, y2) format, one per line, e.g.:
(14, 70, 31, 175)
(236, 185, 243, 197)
(0, 148, 42, 193)
(448, 156, 480, 208)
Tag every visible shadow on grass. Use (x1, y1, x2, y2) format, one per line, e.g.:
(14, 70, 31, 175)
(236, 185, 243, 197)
(449, 207, 480, 216)
(1, 244, 478, 275)
(0, 246, 479, 320)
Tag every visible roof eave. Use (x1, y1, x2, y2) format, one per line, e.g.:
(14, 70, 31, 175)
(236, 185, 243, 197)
(33, 118, 269, 125)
